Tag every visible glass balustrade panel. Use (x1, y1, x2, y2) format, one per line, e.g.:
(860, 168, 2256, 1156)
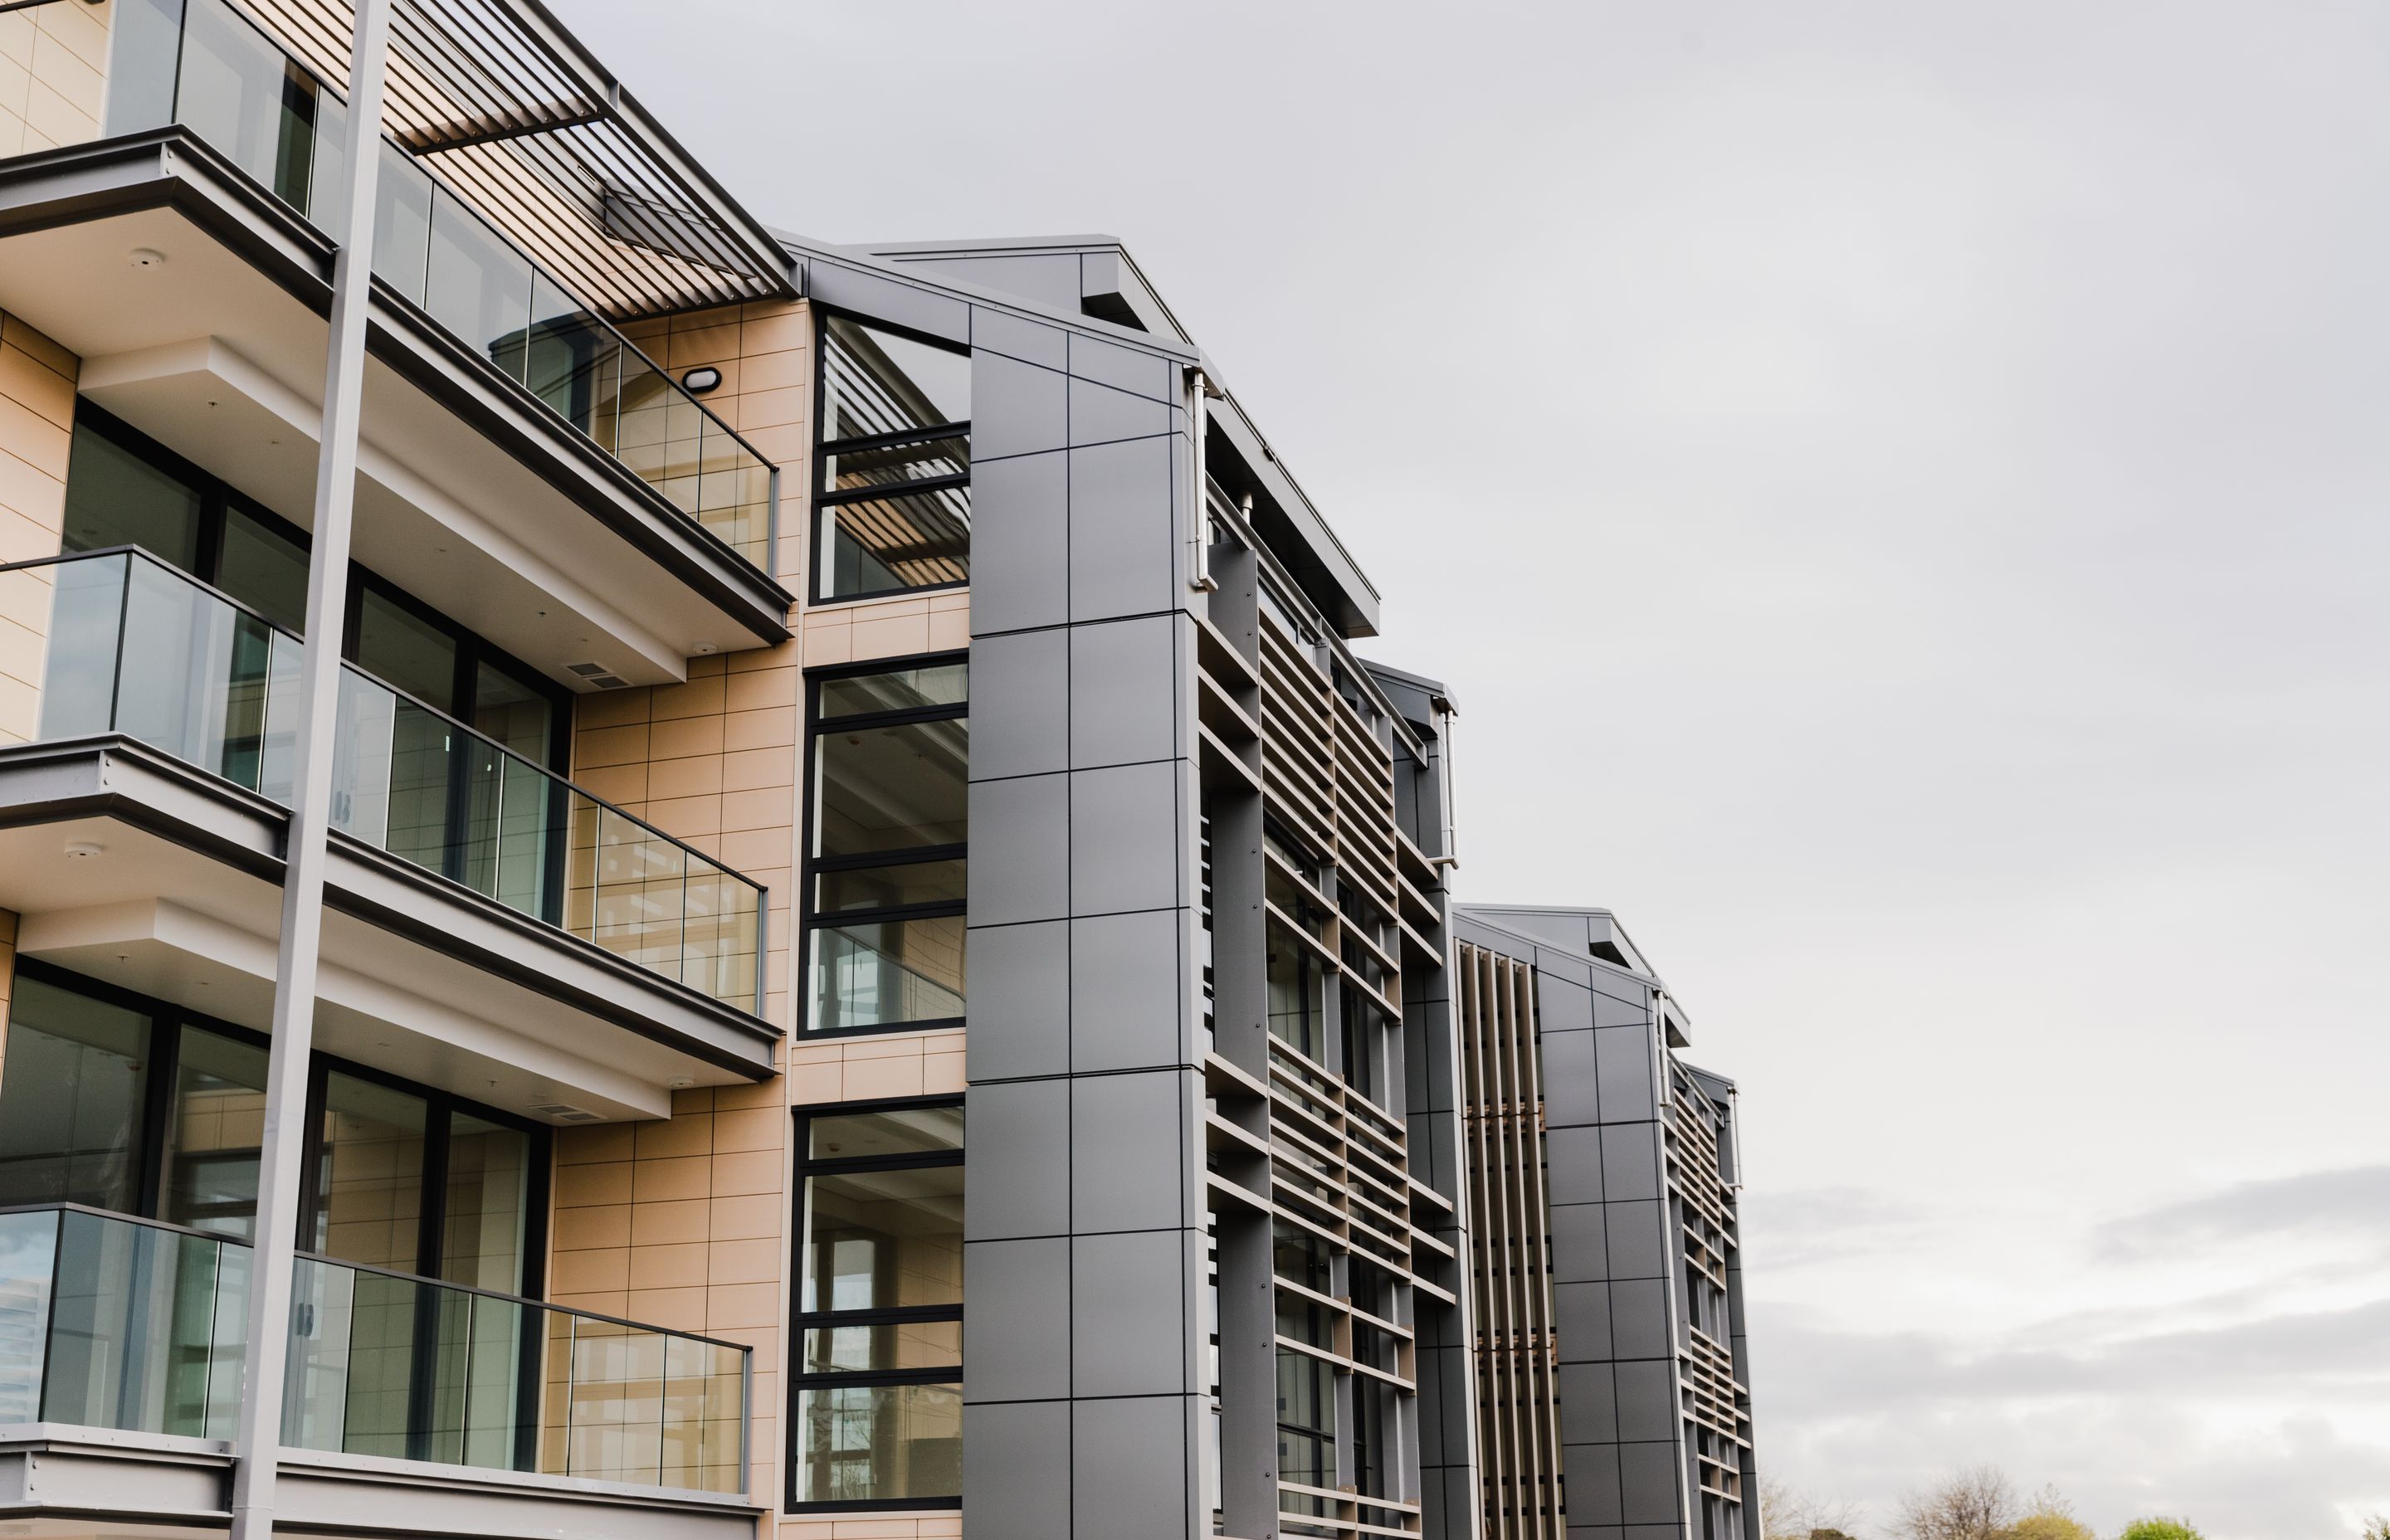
(173, 0, 320, 213)
(562, 1318, 666, 1485)
(0, 1213, 744, 1494)
(0, 1210, 59, 1425)
(697, 417, 772, 567)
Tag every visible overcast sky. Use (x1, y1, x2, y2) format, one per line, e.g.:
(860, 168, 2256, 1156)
(550, 2, 2390, 1533)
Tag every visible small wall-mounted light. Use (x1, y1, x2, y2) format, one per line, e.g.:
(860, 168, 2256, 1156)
(129, 248, 166, 270)
(64, 840, 105, 859)
(681, 366, 722, 395)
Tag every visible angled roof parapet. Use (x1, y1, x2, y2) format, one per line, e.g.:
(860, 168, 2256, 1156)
(1458, 903, 1656, 978)
(850, 231, 1385, 639)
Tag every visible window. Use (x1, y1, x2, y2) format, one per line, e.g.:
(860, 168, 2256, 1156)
(791, 1101, 963, 1508)
(814, 315, 971, 601)
(305, 1065, 541, 1291)
(0, 962, 545, 1288)
(803, 660, 968, 1035)
(0, 971, 154, 1214)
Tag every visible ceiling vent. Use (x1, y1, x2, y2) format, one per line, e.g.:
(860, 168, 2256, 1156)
(531, 1102, 602, 1123)
(566, 662, 632, 690)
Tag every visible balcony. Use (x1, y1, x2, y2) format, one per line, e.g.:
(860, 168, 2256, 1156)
(0, 548, 778, 1111)
(0, 1205, 754, 1537)
(0, 0, 799, 675)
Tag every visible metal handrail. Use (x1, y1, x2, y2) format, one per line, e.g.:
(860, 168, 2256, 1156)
(0, 546, 763, 913)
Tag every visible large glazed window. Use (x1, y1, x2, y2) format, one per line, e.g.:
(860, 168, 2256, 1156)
(814, 316, 971, 601)
(0, 973, 154, 1214)
(790, 1102, 963, 1508)
(803, 660, 968, 1035)
(307, 1067, 541, 1293)
(0, 964, 544, 1282)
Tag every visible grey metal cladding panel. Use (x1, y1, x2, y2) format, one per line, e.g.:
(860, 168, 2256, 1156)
(1552, 1280, 1613, 1362)
(1069, 614, 1179, 770)
(1618, 1442, 1683, 1524)
(966, 918, 1069, 1082)
(1594, 992, 1652, 1029)
(962, 1399, 1071, 1540)
(1070, 375, 1173, 446)
(968, 773, 1069, 927)
(968, 449, 1067, 636)
(1070, 330, 1176, 400)
(969, 627, 1069, 781)
(1407, 1010, 1459, 1110)
(922, 251, 1083, 309)
(1568, 1529, 1627, 1540)
(1539, 976, 1596, 1035)
(1413, 1343, 1447, 1465)
(1562, 1444, 1624, 1527)
(963, 1077, 1070, 1240)
(1599, 1123, 1661, 1202)
(1070, 908, 1184, 1074)
(1540, 1028, 1602, 1128)
(810, 261, 971, 344)
(963, 1235, 1071, 1402)
(1408, 1109, 1465, 1202)
(1544, 1123, 1606, 1207)
(974, 350, 1070, 461)
(1072, 1393, 1192, 1540)
(1594, 1026, 1659, 1123)
(1608, 1278, 1671, 1360)
(1548, 1201, 1610, 1284)
(1068, 435, 1178, 624)
(1068, 760, 1182, 917)
(1071, 1228, 1191, 1397)
(1557, 1361, 1618, 1445)
(1071, 1068, 1188, 1233)
(1625, 1527, 1685, 1540)
(1611, 1360, 1675, 1444)
(1430, 1341, 1475, 1452)
(1587, 965, 1652, 1008)
(972, 302, 1071, 368)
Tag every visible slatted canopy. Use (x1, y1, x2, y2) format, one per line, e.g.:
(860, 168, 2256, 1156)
(240, 0, 793, 318)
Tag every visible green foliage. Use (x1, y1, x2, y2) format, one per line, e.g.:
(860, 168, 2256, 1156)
(2358, 1518, 2388, 1540)
(2118, 1520, 2203, 1540)
(2003, 1511, 2096, 1540)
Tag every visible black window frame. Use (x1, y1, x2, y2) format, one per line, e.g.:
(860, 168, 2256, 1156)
(810, 307, 972, 605)
(0, 958, 551, 1294)
(798, 651, 968, 1039)
(787, 1094, 964, 1513)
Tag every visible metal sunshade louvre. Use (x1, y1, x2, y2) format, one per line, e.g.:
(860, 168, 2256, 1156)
(234, 0, 792, 319)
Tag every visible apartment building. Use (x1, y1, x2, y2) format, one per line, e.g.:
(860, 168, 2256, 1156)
(0, 7, 1756, 1540)
(1453, 905, 1758, 1540)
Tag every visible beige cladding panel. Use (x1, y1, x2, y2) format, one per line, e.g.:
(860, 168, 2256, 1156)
(0, 0, 110, 160)
(557, 300, 973, 1527)
(0, 309, 76, 745)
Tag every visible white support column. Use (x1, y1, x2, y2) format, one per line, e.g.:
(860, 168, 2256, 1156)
(227, 6, 393, 1539)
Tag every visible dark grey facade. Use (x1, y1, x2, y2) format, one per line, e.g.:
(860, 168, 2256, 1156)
(1453, 906, 1758, 1540)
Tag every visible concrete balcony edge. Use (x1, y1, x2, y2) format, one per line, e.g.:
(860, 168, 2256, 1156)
(0, 737, 781, 1079)
(0, 1426, 763, 1539)
(0, 128, 794, 647)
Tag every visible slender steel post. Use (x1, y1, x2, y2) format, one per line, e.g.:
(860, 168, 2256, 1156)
(227, 4, 392, 1538)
